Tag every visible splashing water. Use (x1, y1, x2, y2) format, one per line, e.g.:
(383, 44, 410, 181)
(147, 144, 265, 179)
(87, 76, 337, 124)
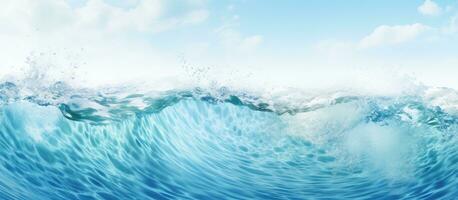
(0, 76, 457, 200)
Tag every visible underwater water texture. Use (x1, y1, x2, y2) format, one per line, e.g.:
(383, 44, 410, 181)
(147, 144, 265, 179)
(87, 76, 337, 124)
(0, 81, 457, 200)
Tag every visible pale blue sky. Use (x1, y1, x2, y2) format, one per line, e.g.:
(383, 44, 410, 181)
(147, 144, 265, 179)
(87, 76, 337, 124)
(1, 0, 458, 89)
(62, 0, 458, 51)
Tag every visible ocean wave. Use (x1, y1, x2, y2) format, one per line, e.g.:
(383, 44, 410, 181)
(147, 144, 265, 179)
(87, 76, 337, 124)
(0, 79, 457, 199)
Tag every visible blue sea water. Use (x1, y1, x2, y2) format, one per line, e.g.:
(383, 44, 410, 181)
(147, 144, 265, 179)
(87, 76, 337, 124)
(0, 81, 457, 200)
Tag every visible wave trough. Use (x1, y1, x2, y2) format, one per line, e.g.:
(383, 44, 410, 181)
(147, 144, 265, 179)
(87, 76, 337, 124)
(0, 81, 457, 200)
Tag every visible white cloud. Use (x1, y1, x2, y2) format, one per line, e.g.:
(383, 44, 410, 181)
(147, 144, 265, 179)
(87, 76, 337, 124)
(215, 17, 263, 52)
(360, 23, 431, 48)
(216, 28, 263, 52)
(445, 14, 458, 34)
(0, 0, 208, 34)
(0, 0, 74, 33)
(418, 0, 442, 16)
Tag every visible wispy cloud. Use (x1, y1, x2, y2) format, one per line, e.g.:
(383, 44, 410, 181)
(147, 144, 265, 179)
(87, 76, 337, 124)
(215, 16, 263, 52)
(444, 14, 458, 34)
(418, 0, 442, 16)
(0, 0, 208, 34)
(360, 23, 432, 48)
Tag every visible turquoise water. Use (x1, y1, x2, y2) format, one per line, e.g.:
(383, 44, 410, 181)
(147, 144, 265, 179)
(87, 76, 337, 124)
(0, 82, 457, 199)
